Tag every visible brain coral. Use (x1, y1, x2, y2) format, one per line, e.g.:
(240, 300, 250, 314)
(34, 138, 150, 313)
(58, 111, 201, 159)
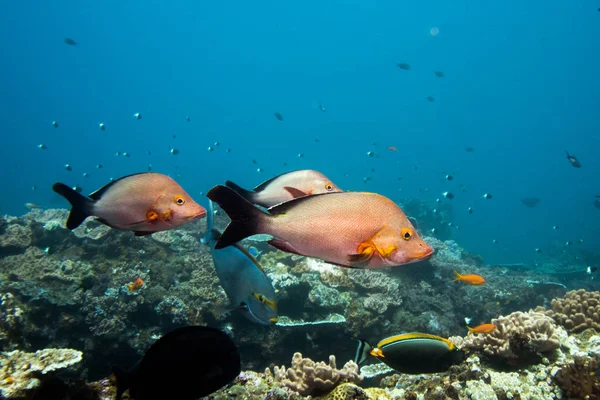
(535, 289, 600, 332)
(459, 310, 561, 360)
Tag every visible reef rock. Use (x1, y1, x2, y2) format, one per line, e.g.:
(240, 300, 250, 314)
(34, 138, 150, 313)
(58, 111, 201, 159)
(0, 348, 82, 399)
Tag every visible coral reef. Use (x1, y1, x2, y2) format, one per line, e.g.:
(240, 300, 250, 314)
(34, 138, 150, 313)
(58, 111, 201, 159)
(268, 352, 363, 396)
(0, 348, 82, 399)
(553, 356, 600, 399)
(536, 289, 600, 332)
(453, 310, 561, 364)
(1, 205, 599, 399)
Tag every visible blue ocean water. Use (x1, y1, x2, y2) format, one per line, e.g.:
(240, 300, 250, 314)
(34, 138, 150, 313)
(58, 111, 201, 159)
(0, 0, 598, 265)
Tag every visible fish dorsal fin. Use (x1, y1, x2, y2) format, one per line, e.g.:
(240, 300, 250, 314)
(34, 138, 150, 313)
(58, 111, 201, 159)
(89, 172, 149, 200)
(377, 333, 454, 350)
(283, 186, 308, 198)
(234, 242, 267, 274)
(253, 171, 292, 192)
(267, 191, 346, 215)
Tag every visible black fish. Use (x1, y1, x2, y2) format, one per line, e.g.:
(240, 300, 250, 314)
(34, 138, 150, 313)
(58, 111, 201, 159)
(565, 151, 581, 168)
(355, 333, 464, 374)
(396, 63, 411, 70)
(114, 326, 240, 400)
(64, 37, 77, 46)
(465, 147, 474, 152)
(425, 96, 435, 102)
(31, 377, 68, 400)
(434, 71, 445, 77)
(274, 112, 283, 121)
(520, 197, 540, 208)
(31, 376, 95, 400)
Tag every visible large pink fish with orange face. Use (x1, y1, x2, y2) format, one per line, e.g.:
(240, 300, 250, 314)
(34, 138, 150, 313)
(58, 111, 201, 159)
(53, 173, 206, 236)
(207, 185, 433, 268)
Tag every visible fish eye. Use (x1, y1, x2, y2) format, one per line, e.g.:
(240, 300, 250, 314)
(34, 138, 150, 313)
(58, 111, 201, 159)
(324, 182, 334, 191)
(174, 196, 186, 206)
(401, 228, 412, 241)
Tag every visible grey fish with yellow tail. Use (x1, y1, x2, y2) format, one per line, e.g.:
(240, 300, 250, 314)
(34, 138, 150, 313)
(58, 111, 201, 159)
(355, 333, 464, 374)
(53, 172, 206, 236)
(206, 185, 433, 268)
(225, 169, 342, 208)
(202, 201, 278, 325)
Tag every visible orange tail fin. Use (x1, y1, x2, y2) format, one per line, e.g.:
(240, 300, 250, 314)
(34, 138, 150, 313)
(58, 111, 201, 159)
(452, 270, 462, 282)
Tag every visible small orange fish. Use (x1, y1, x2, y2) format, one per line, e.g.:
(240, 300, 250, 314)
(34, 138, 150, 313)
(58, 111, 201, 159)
(388, 146, 397, 152)
(452, 271, 486, 285)
(127, 278, 144, 292)
(467, 324, 496, 334)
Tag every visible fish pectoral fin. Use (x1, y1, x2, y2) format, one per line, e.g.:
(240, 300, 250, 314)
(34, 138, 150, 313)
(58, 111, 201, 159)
(283, 186, 308, 198)
(252, 293, 277, 310)
(348, 243, 375, 264)
(347, 253, 371, 265)
(268, 239, 303, 256)
(134, 231, 153, 237)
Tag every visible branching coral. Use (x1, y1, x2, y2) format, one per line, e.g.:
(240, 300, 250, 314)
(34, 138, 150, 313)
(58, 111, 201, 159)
(268, 352, 363, 396)
(0, 348, 82, 398)
(535, 289, 600, 332)
(459, 310, 561, 361)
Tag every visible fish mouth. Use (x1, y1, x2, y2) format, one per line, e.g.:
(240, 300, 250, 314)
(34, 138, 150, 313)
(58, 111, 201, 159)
(416, 247, 435, 260)
(408, 247, 434, 263)
(269, 317, 279, 324)
(186, 209, 207, 220)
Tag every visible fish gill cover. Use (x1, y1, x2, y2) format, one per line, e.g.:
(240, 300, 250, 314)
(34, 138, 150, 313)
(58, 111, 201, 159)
(0, 0, 599, 399)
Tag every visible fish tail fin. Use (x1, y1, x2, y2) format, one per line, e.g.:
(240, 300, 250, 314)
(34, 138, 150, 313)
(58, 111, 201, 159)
(207, 185, 268, 250)
(225, 180, 256, 203)
(112, 366, 132, 400)
(466, 326, 475, 334)
(201, 200, 216, 244)
(52, 182, 94, 229)
(452, 270, 462, 282)
(354, 339, 373, 365)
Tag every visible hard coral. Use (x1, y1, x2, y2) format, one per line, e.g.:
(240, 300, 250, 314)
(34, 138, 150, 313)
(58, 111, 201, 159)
(536, 289, 600, 332)
(460, 310, 561, 362)
(0, 348, 82, 399)
(553, 357, 600, 399)
(270, 352, 363, 396)
(320, 383, 369, 400)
